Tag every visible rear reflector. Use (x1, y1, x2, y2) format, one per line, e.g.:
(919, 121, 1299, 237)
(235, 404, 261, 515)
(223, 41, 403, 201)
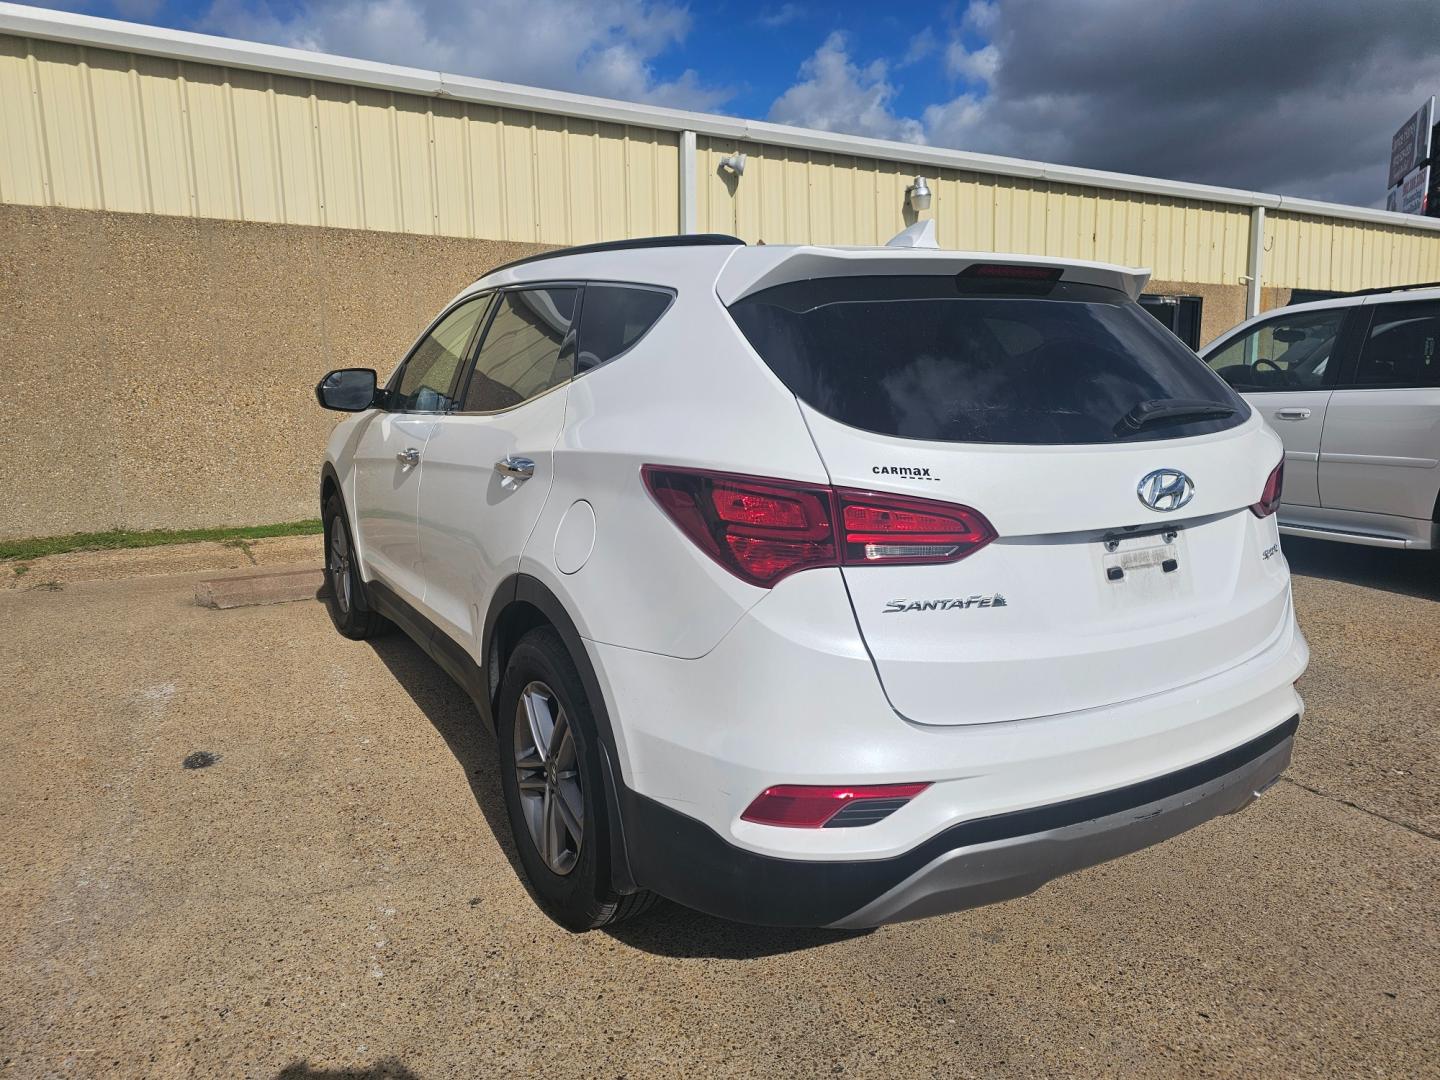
(642, 466, 996, 587)
(1251, 459, 1284, 518)
(741, 783, 932, 829)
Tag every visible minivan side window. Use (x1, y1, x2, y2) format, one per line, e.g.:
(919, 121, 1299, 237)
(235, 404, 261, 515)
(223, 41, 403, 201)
(576, 285, 674, 373)
(1204, 308, 1345, 392)
(1349, 300, 1440, 388)
(390, 296, 490, 412)
(461, 287, 578, 412)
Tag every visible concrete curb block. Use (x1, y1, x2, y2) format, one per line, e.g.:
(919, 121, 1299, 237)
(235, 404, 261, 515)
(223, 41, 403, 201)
(195, 566, 324, 609)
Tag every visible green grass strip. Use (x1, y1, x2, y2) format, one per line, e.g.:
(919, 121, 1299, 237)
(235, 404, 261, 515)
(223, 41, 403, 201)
(0, 520, 322, 561)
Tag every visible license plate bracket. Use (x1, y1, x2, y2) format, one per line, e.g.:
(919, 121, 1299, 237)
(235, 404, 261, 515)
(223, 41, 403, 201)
(1102, 528, 1181, 581)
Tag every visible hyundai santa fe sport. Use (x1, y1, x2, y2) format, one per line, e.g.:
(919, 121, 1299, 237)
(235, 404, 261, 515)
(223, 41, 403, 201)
(314, 233, 1309, 931)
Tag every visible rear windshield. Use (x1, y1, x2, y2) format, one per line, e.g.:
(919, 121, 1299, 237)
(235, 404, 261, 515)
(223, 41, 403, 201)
(728, 275, 1248, 445)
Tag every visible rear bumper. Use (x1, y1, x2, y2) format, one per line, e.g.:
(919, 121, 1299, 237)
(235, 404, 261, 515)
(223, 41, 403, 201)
(620, 715, 1297, 928)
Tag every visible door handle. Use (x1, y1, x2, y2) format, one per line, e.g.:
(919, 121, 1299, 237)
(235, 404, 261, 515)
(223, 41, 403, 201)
(396, 446, 421, 466)
(1275, 408, 1311, 420)
(494, 456, 536, 480)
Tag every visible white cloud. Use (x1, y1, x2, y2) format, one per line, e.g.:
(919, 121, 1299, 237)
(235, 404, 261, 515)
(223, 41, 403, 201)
(900, 27, 936, 67)
(767, 32, 925, 144)
(198, 0, 728, 110)
(754, 3, 804, 29)
(961, 0, 998, 33)
(944, 40, 997, 84)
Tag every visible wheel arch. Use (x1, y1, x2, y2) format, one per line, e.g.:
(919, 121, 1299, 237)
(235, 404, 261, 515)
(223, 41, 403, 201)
(320, 461, 341, 508)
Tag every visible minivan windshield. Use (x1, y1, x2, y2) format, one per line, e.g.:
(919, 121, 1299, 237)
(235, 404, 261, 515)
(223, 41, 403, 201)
(728, 275, 1248, 445)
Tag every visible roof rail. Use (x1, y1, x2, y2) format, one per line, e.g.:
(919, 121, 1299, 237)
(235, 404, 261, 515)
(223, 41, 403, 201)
(486, 234, 744, 277)
(1348, 279, 1440, 297)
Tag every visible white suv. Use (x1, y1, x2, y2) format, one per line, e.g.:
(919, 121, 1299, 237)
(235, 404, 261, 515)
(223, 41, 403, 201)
(315, 235, 1308, 930)
(1200, 286, 1440, 549)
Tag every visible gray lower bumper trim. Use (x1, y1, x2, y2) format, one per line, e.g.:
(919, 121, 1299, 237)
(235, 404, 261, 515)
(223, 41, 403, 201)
(828, 735, 1293, 929)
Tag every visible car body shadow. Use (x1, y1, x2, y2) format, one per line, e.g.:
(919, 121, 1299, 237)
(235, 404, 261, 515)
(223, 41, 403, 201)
(1283, 536, 1440, 600)
(276, 1060, 418, 1080)
(365, 631, 862, 959)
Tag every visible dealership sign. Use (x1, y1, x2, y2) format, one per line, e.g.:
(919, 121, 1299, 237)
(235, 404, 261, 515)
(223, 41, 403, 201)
(1389, 98, 1434, 189)
(1391, 166, 1432, 216)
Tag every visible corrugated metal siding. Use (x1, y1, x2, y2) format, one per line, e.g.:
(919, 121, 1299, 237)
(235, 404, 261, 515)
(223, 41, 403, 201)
(9, 29, 1440, 294)
(0, 33, 679, 242)
(696, 136, 1253, 285)
(1266, 211, 1440, 291)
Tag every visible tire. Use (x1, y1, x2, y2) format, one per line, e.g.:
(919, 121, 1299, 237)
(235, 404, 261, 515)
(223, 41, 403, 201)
(322, 493, 390, 640)
(497, 626, 658, 931)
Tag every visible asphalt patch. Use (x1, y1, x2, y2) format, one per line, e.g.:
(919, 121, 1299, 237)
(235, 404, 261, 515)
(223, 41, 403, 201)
(182, 750, 220, 770)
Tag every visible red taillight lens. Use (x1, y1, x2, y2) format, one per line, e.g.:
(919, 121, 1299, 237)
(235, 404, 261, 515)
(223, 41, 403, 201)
(642, 466, 997, 587)
(1251, 459, 1284, 518)
(642, 467, 836, 586)
(838, 490, 997, 565)
(741, 783, 932, 828)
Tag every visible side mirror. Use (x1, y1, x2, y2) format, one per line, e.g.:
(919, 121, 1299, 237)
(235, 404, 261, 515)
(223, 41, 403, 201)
(315, 368, 379, 412)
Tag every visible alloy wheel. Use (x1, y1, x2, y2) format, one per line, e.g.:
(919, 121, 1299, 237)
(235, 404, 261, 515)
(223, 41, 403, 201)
(327, 521, 352, 614)
(513, 681, 584, 875)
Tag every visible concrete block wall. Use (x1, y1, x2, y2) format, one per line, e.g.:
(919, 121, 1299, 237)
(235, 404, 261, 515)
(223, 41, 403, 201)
(0, 204, 544, 539)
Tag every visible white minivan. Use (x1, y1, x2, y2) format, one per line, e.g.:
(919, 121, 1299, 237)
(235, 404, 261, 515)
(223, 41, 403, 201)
(1201, 286, 1440, 549)
(316, 236, 1307, 930)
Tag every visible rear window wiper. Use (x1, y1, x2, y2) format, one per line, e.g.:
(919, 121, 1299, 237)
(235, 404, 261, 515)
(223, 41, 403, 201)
(1114, 398, 1236, 435)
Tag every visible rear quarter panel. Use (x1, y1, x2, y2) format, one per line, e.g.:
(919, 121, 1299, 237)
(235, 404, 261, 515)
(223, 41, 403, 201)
(520, 285, 834, 659)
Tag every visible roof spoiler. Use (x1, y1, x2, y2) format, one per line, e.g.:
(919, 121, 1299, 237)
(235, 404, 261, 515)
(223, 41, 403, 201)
(716, 246, 1151, 304)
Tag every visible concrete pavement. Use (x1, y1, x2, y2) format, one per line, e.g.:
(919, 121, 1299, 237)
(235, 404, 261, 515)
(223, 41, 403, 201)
(0, 538, 1435, 1078)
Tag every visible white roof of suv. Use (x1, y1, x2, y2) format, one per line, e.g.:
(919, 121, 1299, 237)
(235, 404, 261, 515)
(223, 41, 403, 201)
(468, 234, 1153, 302)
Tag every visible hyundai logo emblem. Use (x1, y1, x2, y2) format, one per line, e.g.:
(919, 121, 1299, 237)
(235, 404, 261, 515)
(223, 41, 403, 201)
(1137, 469, 1195, 512)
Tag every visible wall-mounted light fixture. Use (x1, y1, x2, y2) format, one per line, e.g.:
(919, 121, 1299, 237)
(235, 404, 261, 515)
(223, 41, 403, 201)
(719, 152, 747, 176)
(908, 175, 932, 212)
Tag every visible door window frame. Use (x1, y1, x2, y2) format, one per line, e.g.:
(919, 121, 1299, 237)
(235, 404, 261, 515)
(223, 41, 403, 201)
(434, 276, 679, 417)
(384, 291, 495, 412)
(451, 281, 584, 417)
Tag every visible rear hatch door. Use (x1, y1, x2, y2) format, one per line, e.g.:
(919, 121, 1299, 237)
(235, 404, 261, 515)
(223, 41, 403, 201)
(724, 255, 1291, 726)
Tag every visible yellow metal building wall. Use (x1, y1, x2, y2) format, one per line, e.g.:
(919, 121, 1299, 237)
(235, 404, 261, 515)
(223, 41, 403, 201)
(1266, 212, 1440, 291)
(696, 136, 1254, 286)
(0, 34, 679, 243)
(8, 30, 1440, 293)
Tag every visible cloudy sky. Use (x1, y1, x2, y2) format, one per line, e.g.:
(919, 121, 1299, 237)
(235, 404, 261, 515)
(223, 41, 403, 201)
(36, 0, 1440, 208)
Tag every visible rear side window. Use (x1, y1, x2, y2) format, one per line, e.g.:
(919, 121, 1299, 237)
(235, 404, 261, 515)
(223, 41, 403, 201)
(577, 285, 674, 373)
(1351, 299, 1440, 388)
(462, 287, 577, 412)
(728, 275, 1246, 445)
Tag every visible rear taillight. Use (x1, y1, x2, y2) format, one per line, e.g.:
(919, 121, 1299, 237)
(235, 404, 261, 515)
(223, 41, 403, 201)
(838, 490, 996, 566)
(741, 782, 932, 828)
(641, 466, 996, 587)
(1251, 459, 1284, 518)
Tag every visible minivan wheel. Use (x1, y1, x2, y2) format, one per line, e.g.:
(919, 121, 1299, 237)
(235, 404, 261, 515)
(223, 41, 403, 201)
(497, 627, 658, 931)
(321, 493, 389, 640)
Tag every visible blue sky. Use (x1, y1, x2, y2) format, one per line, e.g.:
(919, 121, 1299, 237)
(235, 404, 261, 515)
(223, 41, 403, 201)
(45, 0, 992, 122)
(27, 0, 1440, 207)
